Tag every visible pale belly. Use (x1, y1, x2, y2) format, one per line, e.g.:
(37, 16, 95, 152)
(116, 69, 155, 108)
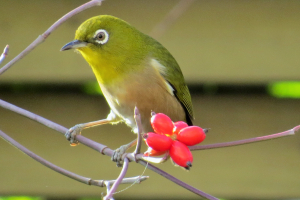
(99, 72, 186, 133)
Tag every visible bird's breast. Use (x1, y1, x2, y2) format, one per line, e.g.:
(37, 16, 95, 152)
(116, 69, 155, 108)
(99, 62, 186, 133)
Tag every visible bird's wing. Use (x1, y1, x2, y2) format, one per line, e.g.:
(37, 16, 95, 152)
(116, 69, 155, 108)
(150, 57, 194, 125)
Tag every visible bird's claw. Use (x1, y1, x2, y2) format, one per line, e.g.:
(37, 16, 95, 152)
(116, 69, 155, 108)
(112, 144, 129, 167)
(65, 125, 82, 146)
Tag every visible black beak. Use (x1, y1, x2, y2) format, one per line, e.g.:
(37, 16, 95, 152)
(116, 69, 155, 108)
(60, 40, 87, 51)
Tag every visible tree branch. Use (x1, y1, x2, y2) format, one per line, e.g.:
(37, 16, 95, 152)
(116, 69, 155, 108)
(0, 0, 102, 75)
(0, 129, 148, 187)
(138, 159, 219, 200)
(104, 158, 130, 200)
(189, 126, 298, 151)
(103, 176, 149, 186)
(133, 106, 143, 155)
(0, 99, 67, 134)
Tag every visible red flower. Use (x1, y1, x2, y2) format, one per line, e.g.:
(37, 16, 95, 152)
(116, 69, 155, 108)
(143, 113, 206, 169)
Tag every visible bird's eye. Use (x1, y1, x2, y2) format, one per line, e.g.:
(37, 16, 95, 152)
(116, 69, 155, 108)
(93, 29, 109, 44)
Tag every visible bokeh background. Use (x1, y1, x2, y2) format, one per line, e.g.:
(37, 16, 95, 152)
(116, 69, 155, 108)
(0, 0, 300, 199)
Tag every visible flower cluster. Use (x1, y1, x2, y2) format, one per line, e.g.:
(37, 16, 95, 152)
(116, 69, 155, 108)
(143, 113, 206, 169)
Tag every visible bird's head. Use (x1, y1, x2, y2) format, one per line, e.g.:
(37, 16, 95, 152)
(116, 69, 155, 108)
(61, 15, 148, 70)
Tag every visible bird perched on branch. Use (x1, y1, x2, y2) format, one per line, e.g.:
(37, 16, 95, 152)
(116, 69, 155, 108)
(61, 15, 193, 164)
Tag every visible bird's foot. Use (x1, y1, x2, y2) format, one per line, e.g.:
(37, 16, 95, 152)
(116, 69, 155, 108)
(65, 125, 82, 146)
(112, 144, 131, 167)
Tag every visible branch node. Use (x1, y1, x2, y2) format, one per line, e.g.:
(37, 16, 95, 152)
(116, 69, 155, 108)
(101, 146, 109, 155)
(134, 153, 139, 163)
(121, 153, 129, 162)
(87, 178, 92, 185)
(41, 33, 50, 39)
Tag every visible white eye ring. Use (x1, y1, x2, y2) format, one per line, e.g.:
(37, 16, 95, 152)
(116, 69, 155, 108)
(93, 29, 109, 44)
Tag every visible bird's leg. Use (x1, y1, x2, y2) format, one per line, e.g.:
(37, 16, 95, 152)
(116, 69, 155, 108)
(112, 107, 144, 167)
(112, 139, 137, 167)
(66, 118, 117, 146)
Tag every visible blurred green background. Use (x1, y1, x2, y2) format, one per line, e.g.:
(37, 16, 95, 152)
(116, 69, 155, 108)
(0, 0, 300, 199)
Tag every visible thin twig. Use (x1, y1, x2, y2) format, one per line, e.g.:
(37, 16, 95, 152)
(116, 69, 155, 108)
(0, 0, 102, 75)
(138, 160, 219, 200)
(0, 129, 148, 187)
(104, 158, 130, 200)
(189, 127, 297, 151)
(0, 45, 9, 65)
(142, 151, 170, 164)
(0, 99, 67, 134)
(0, 129, 97, 187)
(104, 182, 114, 200)
(150, 0, 196, 39)
(133, 106, 143, 155)
(103, 176, 149, 186)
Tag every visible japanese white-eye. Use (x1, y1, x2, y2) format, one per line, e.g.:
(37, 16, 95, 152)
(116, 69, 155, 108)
(61, 15, 194, 142)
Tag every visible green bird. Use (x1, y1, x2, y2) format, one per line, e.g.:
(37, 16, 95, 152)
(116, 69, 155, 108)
(61, 15, 194, 162)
